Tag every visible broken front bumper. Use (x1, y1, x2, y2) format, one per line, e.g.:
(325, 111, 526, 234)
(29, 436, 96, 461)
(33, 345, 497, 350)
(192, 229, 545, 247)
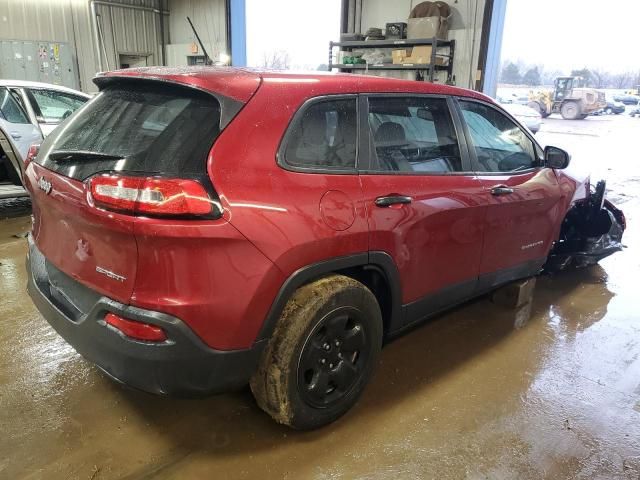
(545, 191, 626, 272)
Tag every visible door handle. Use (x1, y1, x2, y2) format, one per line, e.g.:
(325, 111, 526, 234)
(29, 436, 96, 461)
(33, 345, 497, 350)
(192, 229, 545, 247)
(10, 132, 22, 140)
(490, 185, 514, 196)
(375, 195, 413, 207)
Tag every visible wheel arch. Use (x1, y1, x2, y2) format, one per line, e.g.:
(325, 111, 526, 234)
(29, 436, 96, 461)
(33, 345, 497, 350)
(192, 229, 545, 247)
(255, 252, 403, 344)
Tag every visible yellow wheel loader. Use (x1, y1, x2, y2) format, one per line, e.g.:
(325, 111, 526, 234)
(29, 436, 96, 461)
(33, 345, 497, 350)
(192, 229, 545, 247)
(528, 77, 606, 120)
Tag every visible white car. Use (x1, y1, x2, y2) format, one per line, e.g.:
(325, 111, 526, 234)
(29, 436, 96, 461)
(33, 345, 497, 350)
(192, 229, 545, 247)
(500, 102, 542, 134)
(0, 80, 90, 198)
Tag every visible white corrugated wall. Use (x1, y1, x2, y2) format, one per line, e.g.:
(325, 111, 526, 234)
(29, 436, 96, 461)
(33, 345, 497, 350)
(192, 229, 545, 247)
(0, 0, 169, 92)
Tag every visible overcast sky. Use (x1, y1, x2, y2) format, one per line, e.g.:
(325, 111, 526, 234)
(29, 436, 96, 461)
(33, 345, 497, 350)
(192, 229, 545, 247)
(245, 0, 639, 74)
(246, 0, 340, 70)
(501, 0, 640, 73)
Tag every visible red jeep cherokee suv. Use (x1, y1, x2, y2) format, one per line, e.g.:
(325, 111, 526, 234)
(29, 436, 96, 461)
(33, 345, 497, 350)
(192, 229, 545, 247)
(25, 67, 625, 429)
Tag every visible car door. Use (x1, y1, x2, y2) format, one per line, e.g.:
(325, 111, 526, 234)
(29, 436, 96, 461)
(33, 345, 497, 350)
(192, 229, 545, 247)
(455, 98, 563, 290)
(0, 87, 42, 171)
(358, 95, 488, 329)
(24, 88, 87, 136)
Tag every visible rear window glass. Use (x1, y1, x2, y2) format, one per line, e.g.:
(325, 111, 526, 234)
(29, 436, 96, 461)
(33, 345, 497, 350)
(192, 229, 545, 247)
(37, 81, 221, 180)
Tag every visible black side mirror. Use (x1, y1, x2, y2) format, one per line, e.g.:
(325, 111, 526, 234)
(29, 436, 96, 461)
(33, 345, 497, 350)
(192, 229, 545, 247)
(544, 146, 570, 169)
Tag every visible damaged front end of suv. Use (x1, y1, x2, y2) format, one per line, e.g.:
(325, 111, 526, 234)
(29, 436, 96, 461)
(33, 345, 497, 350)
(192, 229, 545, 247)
(545, 180, 626, 272)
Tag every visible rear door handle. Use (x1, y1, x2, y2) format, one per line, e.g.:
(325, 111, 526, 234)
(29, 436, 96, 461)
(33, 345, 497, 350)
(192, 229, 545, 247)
(490, 185, 514, 196)
(375, 195, 413, 207)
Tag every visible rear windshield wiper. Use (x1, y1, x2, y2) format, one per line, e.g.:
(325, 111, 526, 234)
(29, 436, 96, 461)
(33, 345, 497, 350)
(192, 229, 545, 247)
(48, 150, 125, 164)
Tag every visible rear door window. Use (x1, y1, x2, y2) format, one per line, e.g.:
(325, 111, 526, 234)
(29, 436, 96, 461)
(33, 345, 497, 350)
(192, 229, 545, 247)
(26, 89, 87, 123)
(281, 97, 357, 171)
(0, 87, 30, 124)
(37, 81, 222, 180)
(367, 96, 463, 173)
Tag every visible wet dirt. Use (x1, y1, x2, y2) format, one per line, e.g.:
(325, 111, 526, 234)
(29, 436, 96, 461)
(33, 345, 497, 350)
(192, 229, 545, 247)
(1, 116, 639, 479)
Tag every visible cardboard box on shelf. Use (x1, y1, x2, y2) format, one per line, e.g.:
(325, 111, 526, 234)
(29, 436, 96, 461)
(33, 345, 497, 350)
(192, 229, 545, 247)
(402, 46, 447, 65)
(392, 49, 407, 64)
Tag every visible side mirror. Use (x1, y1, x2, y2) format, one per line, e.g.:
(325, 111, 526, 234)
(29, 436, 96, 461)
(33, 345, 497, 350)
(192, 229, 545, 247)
(544, 145, 570, 169)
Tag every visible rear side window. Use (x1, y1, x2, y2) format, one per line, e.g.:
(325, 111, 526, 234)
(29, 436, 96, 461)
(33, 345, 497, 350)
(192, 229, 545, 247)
(37, 82, 221, 180)
(282, 98, 357, 170)
(368, 97, 462, 173)
(0, 87, 30, 124)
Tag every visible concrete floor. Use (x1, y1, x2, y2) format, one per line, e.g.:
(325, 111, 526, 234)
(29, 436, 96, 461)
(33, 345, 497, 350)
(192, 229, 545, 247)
(1, 115, 639, 479)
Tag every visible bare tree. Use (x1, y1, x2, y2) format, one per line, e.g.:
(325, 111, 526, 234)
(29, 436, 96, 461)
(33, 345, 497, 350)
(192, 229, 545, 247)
(590, 69, 610, 88)
(261, 50, 291, 70)
(612, 72, 633, 89)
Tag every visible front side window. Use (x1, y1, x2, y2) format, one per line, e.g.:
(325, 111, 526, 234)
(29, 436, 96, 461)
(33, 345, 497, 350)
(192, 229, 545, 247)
(27, 89, 86, 123)
(459, 100, 537, 173)
(283, 98, 357, 170)
(368, 97, 462, 173)
(0, 87, 30, 124)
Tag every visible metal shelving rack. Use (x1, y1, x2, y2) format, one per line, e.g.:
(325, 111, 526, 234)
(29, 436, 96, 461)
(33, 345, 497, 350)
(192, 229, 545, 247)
(329, 38, 455, 82)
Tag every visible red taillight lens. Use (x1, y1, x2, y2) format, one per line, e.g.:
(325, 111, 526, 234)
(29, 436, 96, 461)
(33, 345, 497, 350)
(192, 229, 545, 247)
(25, 143, 40, 169)
(105, 313, 167, 342)
(88, 174, 212, 216)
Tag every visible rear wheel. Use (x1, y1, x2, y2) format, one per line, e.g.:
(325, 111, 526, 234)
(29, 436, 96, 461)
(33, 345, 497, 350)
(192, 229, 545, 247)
(561, 101, 581, 120)
(250, 275, 382, 430)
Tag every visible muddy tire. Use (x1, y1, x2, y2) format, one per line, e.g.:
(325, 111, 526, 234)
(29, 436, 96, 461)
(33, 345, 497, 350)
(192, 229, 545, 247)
(561, 101, 581, 120)
(250, 275, 382, 430)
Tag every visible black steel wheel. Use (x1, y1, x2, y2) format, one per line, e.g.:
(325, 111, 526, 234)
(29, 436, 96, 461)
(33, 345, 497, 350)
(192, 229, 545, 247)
(250, 275, 382, 430)
(297, 306, 370, 409)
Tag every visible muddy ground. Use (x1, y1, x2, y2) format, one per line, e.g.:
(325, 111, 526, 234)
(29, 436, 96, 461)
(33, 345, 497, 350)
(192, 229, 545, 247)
(1, 115, 639, 479)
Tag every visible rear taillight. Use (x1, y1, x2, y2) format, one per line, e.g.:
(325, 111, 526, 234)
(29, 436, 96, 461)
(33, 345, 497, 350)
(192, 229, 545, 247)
(25, 143, 40, 170)
(88, 174, 213, 217)
(105, 313, 167, 342)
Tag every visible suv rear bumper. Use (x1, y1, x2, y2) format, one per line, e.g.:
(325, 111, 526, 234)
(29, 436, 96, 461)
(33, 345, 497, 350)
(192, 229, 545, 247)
(26, 238, 265, 396)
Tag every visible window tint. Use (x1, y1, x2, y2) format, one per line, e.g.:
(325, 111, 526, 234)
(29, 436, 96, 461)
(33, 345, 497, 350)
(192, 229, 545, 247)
(0, 87, 30, 124)
(368, 97, 462, 173)
(37, 82, 221, 180)
(283, 98, 357, 170)
(459, 101, 537, 173)
(27, 89, 86, 123)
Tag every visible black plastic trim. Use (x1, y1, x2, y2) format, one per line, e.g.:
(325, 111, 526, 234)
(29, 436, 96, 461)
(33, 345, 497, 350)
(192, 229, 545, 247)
(396, 278, 477, 335)
(476, 257, 546, 293)
(256, 251, 403, 342)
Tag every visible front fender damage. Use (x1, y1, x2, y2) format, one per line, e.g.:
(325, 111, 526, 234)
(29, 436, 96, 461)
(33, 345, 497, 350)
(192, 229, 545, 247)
(545, 180, 626, 272)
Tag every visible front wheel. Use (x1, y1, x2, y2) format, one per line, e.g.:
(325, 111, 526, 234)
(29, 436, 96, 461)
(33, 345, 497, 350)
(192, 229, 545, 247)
(250, 275, 382, 430)
(561, 101, 581, 120)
